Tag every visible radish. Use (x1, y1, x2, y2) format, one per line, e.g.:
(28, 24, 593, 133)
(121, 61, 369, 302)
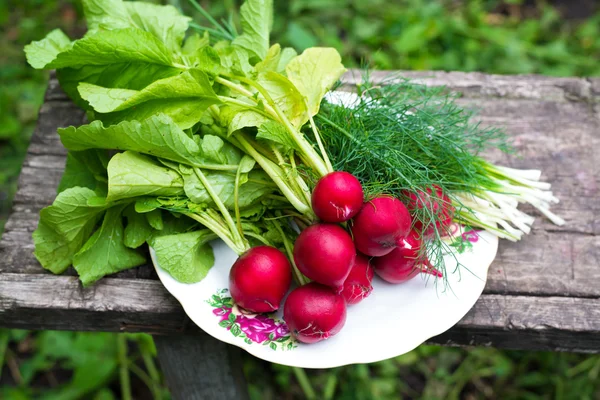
(341, 254, 374, 305)
(293, 223, 356, 291)
(283, 282, 347, 344)
(312, 171, 364, 222)
(351, 196, 412, 257)
(372, 230, 442, 283)
(405, 185, 454, 237)
(229, 246, 292, 313)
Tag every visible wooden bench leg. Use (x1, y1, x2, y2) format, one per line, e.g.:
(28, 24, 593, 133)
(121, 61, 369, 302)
(154, 334, 249, 400)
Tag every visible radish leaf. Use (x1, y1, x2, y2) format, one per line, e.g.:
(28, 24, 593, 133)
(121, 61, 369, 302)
(82, 0, 191, 50)
(123, 205, 153, 249)
(78, 70, 221, 129)
(151, 230, 217, 283)
(33, 187, 110, 274)
(57, 115, 204, 167)
(73, 204, 146, 286)
(257, 121, 300, 151)
(232, 0, 273, 61)
(24, 29, 71, 69)
(107, 151, 185, 202)
(257, 71, 307, 127)
(286, 47, 346, 117)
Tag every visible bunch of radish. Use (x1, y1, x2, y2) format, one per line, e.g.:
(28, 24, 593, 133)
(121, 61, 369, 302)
(228, 172, 447, 345)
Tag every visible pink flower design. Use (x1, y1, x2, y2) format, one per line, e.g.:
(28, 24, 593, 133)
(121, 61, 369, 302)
(237, 314, 290, 343)
(461, 229, 480, 243)
(210, 296, 291, 346)
(212, 306, 232, 322)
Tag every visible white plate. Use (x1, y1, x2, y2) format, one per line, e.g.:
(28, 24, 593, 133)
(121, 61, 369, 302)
(151, 227, 498, 369)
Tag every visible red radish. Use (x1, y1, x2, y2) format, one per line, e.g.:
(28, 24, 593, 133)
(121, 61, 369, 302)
(372, 230, 442, 283)
(404, 185, 454, 237)
(293, 223, 356, 291)
(312, 171, 364, 222)
(351, 196, 412, 257)
(283, 282, 347, 344)
(229, 246, 292, 313)
(341, 254, 374, 305)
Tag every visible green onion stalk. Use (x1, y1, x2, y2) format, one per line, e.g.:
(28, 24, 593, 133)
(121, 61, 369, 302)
(453, 164, 564, 241)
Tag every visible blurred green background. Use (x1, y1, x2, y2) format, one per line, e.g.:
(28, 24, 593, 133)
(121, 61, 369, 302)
(1, 0, 599, 398)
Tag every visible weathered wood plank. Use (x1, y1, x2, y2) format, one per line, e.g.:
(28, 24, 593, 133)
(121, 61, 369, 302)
(155, 335, 249, 400)
(343, 70, 600, 103)
(1, 273, 599, 353)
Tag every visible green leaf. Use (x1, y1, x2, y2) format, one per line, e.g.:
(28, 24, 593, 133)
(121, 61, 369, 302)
(152, 230, 216, 283)
(148, 213, 199, 243)
(179, 166, 271, 211)
(200, 135, 242, 165)
(73, 205, 146, 286)
(226, 109, 267, 135)
(285, 47, 346, 117)
(228, 313, 237, 322)
(238, 170, 276, 209)
(123, 205, 153, 249)
(58, 114, 208, 167)
(146, 209, 164, 230)
(255, 44, 281, 72)
(78, 70, 221, 129)
(57, 65, 180, 110)
(269, 342, 277, 351)
(190, 48, 223, 75)
(232, 0, 273, 61)
(255, 44, 297, 74)
(179, 165, 237, 207)
(219, 320, 231, 328)
(278, 48, 298, 72)
(106, 151, 185, 201)
(257, 120, 299, 150)
(135, 198, 162, 214)
(257, 71, 307, 127)
(183, 32, 210, 56)
(239, 155, 257, 174)
(83, 0, 190, 48)
(45, 28, 182, 106)
(230, 324, 242, 337)
(215, 44, 254, 77)
(57, 150, 109, 194)
(81, 0, 130, 32)
(33, 187, 110, 274)
(25, 29, 72, 69)
(123, 2, 191, 50)
(46, 28, 174, 70)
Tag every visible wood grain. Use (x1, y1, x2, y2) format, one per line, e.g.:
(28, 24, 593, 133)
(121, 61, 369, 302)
(1, 70, 599, 352)
(155, 335, 250, 400)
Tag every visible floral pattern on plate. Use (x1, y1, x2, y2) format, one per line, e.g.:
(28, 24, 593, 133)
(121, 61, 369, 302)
(207, 289, 297, 351)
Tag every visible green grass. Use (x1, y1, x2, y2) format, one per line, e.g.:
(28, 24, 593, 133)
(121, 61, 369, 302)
(1, 0, 600, 398)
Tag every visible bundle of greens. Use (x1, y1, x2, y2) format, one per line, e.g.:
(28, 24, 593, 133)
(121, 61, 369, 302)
(25, 0, 562, 293)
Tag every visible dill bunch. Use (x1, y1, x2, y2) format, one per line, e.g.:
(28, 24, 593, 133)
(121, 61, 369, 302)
(314, 77, 563, 284)
(317, 80, 510, 197)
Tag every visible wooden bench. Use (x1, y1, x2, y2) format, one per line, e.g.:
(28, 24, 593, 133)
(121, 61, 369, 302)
(1, 71, 599, 398)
